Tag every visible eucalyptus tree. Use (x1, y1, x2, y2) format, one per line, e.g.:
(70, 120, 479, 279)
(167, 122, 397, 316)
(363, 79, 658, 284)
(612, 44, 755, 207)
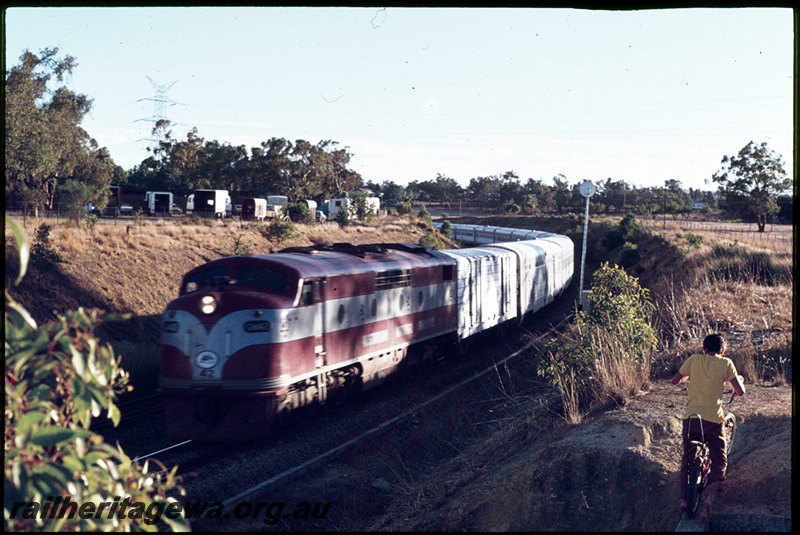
(712, 141, 791, 231)
(5, 48, 113, 216)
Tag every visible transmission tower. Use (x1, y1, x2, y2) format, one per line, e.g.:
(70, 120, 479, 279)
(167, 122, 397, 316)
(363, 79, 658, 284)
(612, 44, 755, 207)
(137, 77, 181, 154)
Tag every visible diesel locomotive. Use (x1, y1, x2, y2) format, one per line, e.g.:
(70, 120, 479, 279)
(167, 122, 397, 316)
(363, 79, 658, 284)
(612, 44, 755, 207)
(159, 224, 574, 440)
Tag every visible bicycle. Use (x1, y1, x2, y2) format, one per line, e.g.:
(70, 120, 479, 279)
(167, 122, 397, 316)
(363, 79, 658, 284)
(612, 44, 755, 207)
(684, 390, 738, 519)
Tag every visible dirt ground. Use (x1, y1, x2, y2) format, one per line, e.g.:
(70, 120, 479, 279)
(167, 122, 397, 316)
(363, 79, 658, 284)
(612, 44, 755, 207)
(371, 379, 792, 531)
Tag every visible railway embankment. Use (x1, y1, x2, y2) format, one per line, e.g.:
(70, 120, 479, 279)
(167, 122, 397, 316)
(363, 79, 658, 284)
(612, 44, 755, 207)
(5, 213, 792, 531)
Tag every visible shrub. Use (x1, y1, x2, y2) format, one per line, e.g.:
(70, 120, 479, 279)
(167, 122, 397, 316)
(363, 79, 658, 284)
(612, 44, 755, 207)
(30, 224, 67, 271)
(617, 242, 640, 267)
(4, 216, 186, 531)
(334, 208, 351, 227)
(286, 202, 314, 224)
(601, 229, 625, 249)
(618, 213, 641, 241)
(224, 232, 253, 256)
(418, 230, 446, 250)
(263, 219, 296, 242)
(440, 220, 452, 238)
(397, 201, 412, 215)
(417, 205, 431, 222)
(535, 262, 657, 419)
(503, 203, 520, 214)
(708, 242, 788, 285)
(82, 211, 99, 231)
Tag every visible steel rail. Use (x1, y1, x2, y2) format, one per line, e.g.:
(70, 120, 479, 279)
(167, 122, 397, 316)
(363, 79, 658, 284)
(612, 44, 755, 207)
(221, 314, 572, 508)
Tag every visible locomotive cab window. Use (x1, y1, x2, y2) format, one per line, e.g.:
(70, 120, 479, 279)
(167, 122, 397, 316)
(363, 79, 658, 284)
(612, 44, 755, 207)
(183, 266, 231, 294)
(235, 265, 296, 295)
(301, 281, 314, 305)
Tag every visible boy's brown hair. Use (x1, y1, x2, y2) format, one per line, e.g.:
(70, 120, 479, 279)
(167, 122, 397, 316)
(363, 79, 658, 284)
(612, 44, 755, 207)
(702, 333, 727, 355)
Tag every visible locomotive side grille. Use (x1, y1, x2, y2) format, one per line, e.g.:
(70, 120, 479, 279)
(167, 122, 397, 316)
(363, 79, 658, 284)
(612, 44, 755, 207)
(375, 269, 411, 290)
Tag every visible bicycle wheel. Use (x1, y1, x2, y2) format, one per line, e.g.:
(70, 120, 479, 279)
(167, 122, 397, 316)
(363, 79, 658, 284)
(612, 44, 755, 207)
(723, 413, 737, 454)
(685, 464, 704, 519)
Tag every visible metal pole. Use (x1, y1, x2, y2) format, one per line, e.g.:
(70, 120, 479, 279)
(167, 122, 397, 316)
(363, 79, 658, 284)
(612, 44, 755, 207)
(579, 195, 590, 311)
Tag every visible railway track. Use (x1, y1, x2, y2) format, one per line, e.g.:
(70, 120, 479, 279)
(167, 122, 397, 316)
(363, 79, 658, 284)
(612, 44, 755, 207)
(172, 304, 573, 530)
(90, 393, 165, 432)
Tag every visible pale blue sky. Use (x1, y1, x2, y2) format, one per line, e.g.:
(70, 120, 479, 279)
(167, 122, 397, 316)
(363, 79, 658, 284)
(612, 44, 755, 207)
(4, 6, 794, 191)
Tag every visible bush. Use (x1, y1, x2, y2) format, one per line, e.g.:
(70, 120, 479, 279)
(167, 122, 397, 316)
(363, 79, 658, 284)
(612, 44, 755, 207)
(397, 201, 412, 215)
(4, 216, 186, 531)
(535, 262, 657, 420)
(503, 202, 520, 214)
(263, 219, 296, 242)
(334, 208, 351, 227)
(286, 202, 314, 224)
(601, 229, 625, 249)
(30, 224, 67, 271)
(709, 242, 789, 285)
(618, 213, 641, 241)
(440, 220, 452, 238)
(418, 230, 446, 250)
(417, 205, 431, 222)
(617, 242, 640, 267)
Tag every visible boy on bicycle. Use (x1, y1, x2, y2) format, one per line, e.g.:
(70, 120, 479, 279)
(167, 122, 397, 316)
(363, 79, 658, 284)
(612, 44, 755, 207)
(672, 333, 745, 522)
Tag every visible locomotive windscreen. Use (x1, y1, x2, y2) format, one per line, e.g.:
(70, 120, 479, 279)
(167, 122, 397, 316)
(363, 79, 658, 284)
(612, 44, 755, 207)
(182, 264, 296, 296)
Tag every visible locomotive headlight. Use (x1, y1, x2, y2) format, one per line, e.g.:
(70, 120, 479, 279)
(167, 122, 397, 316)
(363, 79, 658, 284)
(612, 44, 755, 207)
(200, 294, 217, 315)
(244, 320, 271, 333)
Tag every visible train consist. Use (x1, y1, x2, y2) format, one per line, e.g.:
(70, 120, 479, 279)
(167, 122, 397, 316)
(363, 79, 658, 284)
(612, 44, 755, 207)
(159, 224, 574, 440)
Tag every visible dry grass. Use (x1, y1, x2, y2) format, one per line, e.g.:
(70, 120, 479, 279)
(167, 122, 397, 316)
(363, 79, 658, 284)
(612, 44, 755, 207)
(649, 227, 792, 386)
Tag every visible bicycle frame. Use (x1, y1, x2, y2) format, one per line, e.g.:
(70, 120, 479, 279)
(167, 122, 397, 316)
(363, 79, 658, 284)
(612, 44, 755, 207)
(684, 390, 736, 519)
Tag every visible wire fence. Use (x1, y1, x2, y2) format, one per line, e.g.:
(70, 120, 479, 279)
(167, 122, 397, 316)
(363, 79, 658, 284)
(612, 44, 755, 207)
(640, 216, 793, 244)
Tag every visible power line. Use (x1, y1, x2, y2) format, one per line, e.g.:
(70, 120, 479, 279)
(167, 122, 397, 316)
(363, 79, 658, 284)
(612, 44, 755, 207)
(135, 76, 184, 153)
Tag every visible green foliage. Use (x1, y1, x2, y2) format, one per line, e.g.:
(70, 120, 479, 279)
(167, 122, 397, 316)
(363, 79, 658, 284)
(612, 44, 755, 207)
(397, 201, 412, 215)
(617, 242, 640, 267)
(30, 224, 66, 271)
(708, 242, 789, 285)
(618, 213, 641, 241)
(440, 220, 452, 238)
(536, 262, 657, 411)
(417, 205, 431, 222)
(712, 141, 791, 231)
(5, 49, 119, 216)
(4, 217, 187, 531)
(601, 229, 624, 249)
(263, 219, 295, 242)
(133, 207, 144, 225)
(418, 230, 446, 250)
(682, 232, 703, 249)
(503, 202, 520, 214)
(286, 202, 314, 224)
(334, 207, 351, 227)
(223, 233, 253, 256)
(82, 211, 99, 231)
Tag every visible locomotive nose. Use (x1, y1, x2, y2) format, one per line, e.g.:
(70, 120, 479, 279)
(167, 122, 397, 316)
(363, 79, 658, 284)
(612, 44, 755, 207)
(193, 392, 227, 424)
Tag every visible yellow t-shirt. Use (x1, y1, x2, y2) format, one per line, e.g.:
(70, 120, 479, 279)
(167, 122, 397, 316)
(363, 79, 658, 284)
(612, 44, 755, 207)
(679, 353, 738, 423)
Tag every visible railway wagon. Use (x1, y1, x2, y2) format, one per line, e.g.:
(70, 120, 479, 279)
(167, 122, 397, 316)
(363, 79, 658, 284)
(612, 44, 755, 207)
(160, 224, 574, 441)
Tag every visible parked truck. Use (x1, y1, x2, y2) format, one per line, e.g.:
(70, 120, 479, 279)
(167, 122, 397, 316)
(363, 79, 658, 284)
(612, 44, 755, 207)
(266, 195, 288, 219)
(191, 189, 231, 218)
(241, 198, 268, 220)
(145, 191, 174, 216)
(325, 196, 380, 221)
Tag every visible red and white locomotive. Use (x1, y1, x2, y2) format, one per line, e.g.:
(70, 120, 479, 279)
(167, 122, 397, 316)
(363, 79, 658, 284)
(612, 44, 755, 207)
(159, 224, 573, 440)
